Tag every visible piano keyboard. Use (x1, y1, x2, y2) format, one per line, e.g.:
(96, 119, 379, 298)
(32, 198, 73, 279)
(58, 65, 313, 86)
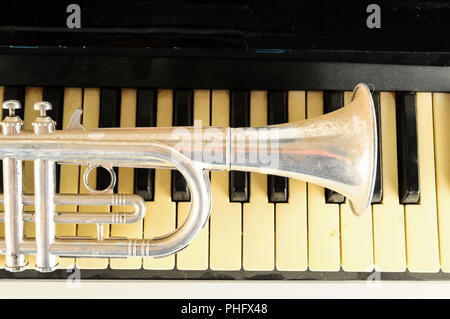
(0, 85, 449, 279)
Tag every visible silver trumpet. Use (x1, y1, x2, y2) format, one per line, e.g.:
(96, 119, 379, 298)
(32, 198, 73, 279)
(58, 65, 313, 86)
(0, 83, 377, 272)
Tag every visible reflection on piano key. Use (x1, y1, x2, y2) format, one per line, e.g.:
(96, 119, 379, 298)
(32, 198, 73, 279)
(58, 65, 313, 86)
(110, 88, 142, 269)
(396, 92, 420, 204)
(275, 91, 307, 271)
(143, 89, 176, 270)
(209, 90, 242, 270)
(171, 89, 193, 202)
(243, 91, 274, 271)
(134, 89, 157, 201)
(433, 93, 450, 272)
(267, 90, 288, 203)
(404, 93, 439, 272)
(177, 90, 210, 270)
(373, 92, 406, 272)
(230, 90, 250, 202)
(307, 91, 340, 271)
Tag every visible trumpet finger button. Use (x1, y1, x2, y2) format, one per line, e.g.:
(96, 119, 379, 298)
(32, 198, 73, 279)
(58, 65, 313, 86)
(34, 101, 52, 117)
(2, 100, 21, 116)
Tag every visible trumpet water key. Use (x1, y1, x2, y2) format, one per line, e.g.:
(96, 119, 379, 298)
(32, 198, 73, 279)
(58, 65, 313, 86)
(0, 83, 377, 272)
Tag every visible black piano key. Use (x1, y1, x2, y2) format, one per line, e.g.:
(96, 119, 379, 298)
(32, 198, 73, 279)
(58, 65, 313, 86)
(371, 92, 383, 204)
(134, 89, 157, 201)
(267, 90, 288, 203)
(171, 89, 193, 202)
(97, 88, 121, 193)
(43, 87, 64, 130)
(43, 87, 64, 193)
(323, 91, 345, 204)
(396, 92, 420, 204)
(0, 86, 26, 193)
(229, 90, 250, 202)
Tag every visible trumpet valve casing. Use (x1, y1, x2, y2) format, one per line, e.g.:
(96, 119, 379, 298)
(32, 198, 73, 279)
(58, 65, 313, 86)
(1, 100, 27, 271)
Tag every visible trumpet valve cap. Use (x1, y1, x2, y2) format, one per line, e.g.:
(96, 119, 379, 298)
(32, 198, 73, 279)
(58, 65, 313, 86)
(34, 101, 52, 117)
(2, 100, 21, 116)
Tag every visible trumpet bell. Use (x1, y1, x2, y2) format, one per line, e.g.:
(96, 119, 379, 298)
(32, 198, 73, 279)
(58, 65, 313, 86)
(344, 84, 378, 215)
(319, 83, 377, 215)
(320, 83, 377, 215)
(228, 83, 377, 216)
